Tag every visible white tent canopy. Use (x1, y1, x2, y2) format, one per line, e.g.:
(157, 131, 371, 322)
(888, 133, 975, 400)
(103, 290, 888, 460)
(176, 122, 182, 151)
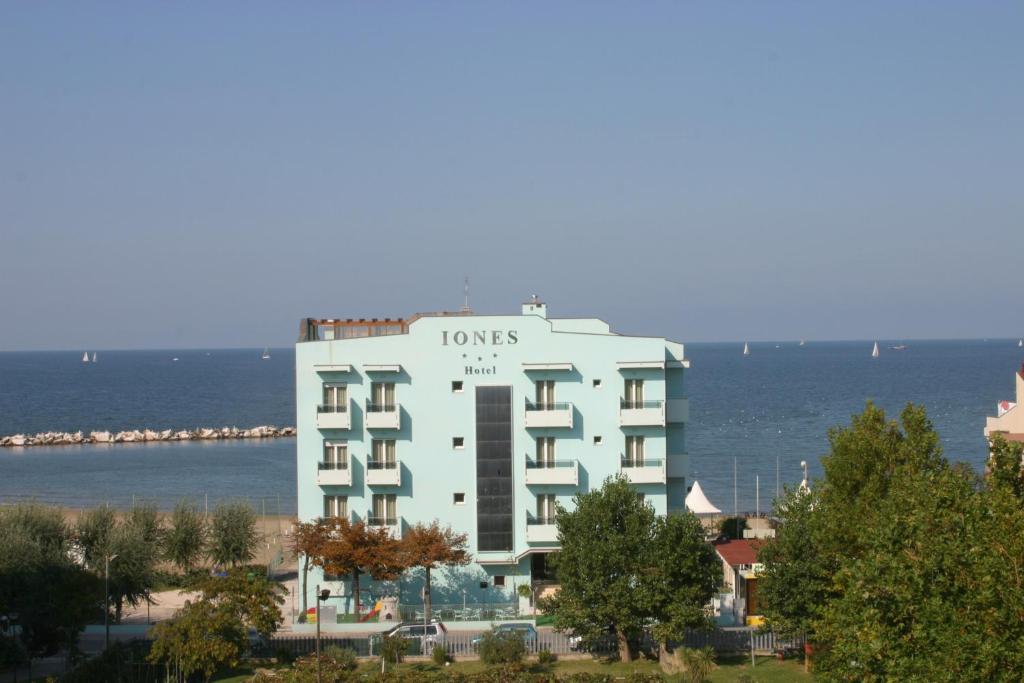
(685, 480, 721, 514)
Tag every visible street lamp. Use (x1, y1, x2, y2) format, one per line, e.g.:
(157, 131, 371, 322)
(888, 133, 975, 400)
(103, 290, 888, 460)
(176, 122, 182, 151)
(315, 585, 330, 683)
(104, 554, 118, 651)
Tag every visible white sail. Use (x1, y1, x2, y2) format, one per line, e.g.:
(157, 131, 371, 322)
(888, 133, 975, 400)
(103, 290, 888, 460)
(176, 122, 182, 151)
(743, 342, 750, 356)
(872, 341, 880, 358)
(799, 339, 805, 346)
(82, 352, 89, 363)
(91, 352, 97, 363)
(1019, 339, 1022, 347)
(261, 347, 271, 360)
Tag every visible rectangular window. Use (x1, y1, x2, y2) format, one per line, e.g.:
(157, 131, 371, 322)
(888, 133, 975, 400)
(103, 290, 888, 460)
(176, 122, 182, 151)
(624, 435, 646, 467)
(475, 386, 513, 552)
(321, 384, 347, 412)
(537, 494, 557, 523)
(322, 441, 348, 469)
(493, 575, 506, 587)
(535, 380, 555, 409)
(593, 378, 602, 388)
(370, 439, 397, 468)
(593, 435, 603, 445)
(536, 437, 555, 467)
(371, 493, 397, 524)
(453, 436, 465, 449)
(323, 495, 347, 519)
(370, 382, 396, 411)
(454, 493, 466, 505)
(452, 381, 464, 393)
(624, 379, 644, 408)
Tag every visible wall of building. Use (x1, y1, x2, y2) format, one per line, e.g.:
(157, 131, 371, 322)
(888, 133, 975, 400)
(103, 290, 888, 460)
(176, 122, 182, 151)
(295, 308, 687, 614)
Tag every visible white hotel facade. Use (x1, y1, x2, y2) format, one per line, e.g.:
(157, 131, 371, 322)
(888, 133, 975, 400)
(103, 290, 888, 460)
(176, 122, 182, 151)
(295, 299, 690, 614)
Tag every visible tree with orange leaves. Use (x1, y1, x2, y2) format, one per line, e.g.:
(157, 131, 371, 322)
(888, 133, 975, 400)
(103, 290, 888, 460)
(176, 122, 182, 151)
(290, 518, 329, 616)
(400, 521, 470, 622)
(316, 518, 405, 616)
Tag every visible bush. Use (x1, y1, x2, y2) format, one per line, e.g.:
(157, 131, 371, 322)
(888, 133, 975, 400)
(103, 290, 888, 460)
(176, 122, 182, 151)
(273, 645, 296, 664)
(431, 642, 449, 665)
(678, 646, 715, 683)
(379, 635, 406, 665)
(323, 645, 358, 671)
(537, 648, 556, 665)
(478, 629, 526, 666)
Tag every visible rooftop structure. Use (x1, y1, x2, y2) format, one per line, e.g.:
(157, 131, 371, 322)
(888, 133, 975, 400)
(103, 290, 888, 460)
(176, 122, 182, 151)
(984, 364, 1024, 443)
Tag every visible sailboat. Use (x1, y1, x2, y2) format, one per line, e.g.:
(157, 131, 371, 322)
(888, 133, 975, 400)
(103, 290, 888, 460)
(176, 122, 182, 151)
(1019, 339, 1022, 348)
(81, 352, 89, 363)
(799, 339, 805, 347)
(872, 341, 880, 358)
(261, 347, 271, 360)
(743, 342, 750, 356)
(91, 352, 97, 363)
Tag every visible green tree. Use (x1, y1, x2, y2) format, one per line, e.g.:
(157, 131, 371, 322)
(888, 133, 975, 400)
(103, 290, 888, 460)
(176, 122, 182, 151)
(208, 501, 260, 568)
(541, 476, 657, 662)
(290, 518, 327, 617)
(986, 434, 1024, 499)
(164, 500, 208, 573)
(148, 599, 247, 683)
(75, 504, 118, 569)
(400, 521, 471, 622)
(644, 512, 720, 655)
(0, 504, 99, 659)
(196, 566, 285, 637)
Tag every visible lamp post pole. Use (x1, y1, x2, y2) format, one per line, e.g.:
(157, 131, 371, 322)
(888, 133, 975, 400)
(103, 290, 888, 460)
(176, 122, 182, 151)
(315, 584, 321, 683)
(104, 554, 118, 651)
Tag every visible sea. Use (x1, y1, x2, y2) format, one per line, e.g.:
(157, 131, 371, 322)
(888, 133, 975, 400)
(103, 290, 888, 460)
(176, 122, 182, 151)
(0, 341, 1021, 516)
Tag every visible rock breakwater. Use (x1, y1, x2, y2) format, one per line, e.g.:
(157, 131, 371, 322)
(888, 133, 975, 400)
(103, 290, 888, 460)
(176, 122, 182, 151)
(0, 425, 296, 448)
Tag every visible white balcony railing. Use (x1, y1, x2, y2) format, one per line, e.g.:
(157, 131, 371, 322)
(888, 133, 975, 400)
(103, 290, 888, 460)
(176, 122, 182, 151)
(525, 513, 559, 543)
(366, 513, 402, 540)
(365, 401, 400, 430)
(619, 456, 667, 484)
(316, 403, 351, 430)
(366, 461, 401, 486)
(524, 401, 574, 429)
(618, 399, 665, 427)
(317, 461, 352, 487)
(524, 459, 579, 486)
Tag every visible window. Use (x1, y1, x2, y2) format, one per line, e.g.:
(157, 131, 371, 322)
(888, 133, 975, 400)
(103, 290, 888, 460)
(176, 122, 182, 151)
(453, 437, 465, 449)
(624, 435, 645, 467)
(321, 384, 347, 412)
(592, 379, 602, 388)
(371, 493, 397, 524)
(370, 439, 397, 468)
(493, 576, 506, 587)
(452, 381, 464, 393)
(593, 435, 603, 445)
(370, 382, 396, 411)
(624, 379, 644, 408)
(322, 441, 348, 469)
(536, 437, 555, 467)
(454, 493, 466, 505)
(535, 380, 555, 409)
(537, 494, 557, 523)
(323, 495, 347, 518)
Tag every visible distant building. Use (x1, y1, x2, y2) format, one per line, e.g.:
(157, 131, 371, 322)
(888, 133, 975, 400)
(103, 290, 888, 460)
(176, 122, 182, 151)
(714, 538, 764, 627)
(294, 298, 690, 616)
(984, 364, 1024, 443)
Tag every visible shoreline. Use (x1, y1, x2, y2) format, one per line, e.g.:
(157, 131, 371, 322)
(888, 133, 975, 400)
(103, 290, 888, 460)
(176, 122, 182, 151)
(0, 425, 296, 447)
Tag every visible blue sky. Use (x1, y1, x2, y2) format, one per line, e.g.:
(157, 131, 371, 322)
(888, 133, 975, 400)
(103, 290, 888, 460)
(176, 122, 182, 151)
(2, 2, 1021, 350)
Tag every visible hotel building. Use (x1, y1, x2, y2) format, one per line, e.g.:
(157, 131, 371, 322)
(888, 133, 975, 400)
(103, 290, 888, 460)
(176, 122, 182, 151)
(295, 299, 690, 614)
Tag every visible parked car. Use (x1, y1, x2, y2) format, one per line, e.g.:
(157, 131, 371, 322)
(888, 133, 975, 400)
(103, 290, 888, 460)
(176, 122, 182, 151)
(471, 623, 539, 650)
(373, 619, 448, 654)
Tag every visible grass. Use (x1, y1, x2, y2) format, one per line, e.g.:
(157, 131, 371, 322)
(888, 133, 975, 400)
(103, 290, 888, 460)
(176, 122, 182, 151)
(210, 654, 812, 682)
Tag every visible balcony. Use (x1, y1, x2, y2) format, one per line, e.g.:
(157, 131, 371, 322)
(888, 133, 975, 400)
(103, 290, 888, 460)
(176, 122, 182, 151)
(366, 460, 401, 486)
(316, 403, 351, 430)
(366, 513, 402, 540)
(524, 400, 574, 429)
(316, 461, 352, 487)
(525, 513, 559, 544)
(365, 401, 400, 430)
(524, 459, 579, 486)
(619, 456, 667, 484)
(619, 399, 665, 427)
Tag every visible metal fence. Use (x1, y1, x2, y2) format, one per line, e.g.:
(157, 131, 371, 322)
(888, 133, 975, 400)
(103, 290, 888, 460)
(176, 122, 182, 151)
(253, 627, 803, 659)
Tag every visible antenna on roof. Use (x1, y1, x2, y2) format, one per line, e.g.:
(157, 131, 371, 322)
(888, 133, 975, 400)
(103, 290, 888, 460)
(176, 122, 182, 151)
(461, 276, 472, 313)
